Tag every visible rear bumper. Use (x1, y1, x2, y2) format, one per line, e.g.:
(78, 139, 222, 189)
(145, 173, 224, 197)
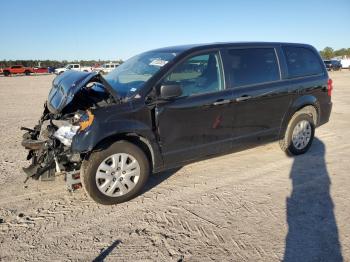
(318, 101, 332, 126)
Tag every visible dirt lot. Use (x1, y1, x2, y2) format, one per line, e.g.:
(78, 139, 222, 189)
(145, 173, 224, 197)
(0, 72, 349, 261)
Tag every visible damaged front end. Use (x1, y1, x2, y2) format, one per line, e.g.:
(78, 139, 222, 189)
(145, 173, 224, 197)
(21, 70, 118, 190)
(21, 111, 83, 188)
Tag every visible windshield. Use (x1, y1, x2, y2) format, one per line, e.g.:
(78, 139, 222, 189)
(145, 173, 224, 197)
(104, 51, 178, 97)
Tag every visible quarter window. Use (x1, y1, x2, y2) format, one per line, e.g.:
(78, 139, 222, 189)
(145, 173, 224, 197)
(164, 52, 224, 97)
(282, 46, 323, 78)
(225, 48, 280, 88)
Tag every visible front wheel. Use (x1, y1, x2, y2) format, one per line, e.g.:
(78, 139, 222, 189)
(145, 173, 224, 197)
(81, 140, 150, 205)
(25, 70, 31, 76)
(280, 112, 315, 156)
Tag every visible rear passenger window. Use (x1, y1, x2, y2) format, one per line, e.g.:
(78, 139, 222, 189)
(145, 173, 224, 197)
(282, 46, 323, 78)
(226, 48, 280, 87)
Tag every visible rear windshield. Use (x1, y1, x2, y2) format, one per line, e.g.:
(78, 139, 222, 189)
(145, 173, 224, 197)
(283, 46, 323, 78)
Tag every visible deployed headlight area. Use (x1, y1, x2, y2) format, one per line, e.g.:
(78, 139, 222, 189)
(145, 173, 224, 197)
(53, 110, 94, 146)
(54, 125, 79, 147)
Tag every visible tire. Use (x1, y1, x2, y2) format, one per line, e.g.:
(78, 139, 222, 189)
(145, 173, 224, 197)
(25, 70, 30, 76)
(81, 140, 150, 205)
(3, 71, 10, 76)
(279, 111, 315, 156)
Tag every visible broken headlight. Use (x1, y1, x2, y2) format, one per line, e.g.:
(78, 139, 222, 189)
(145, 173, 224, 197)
(54, 125, 79, 147)
(78, 110, 94, 131)
(54, 110, 94, 147)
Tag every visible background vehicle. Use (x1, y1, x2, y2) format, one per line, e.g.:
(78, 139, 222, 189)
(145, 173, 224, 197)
(54, 64, 92, 75)
(33, 67, 49, 74)
(324, 60, 342, 71)
(22, 42, 332, 205)
(3, 65, 34, 76)
(332, 56, 350, 69)
(93, 62, 120, 74)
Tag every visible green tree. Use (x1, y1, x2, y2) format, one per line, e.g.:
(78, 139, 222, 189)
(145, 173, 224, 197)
(334, 48, 347, 57)
(320, 47, 334, 59)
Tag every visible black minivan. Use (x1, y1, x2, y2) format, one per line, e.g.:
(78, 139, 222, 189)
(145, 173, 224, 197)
(22, 42, 332, 205)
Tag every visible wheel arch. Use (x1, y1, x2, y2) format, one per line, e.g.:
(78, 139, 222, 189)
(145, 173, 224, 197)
(280, 95, 320, 138)
(84, 132, 159, 172)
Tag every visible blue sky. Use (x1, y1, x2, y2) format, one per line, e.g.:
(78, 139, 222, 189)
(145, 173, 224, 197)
(1, 0, 349, 61)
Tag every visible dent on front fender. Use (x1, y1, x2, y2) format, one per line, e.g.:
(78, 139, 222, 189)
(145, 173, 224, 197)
(71, 128, 95, 153)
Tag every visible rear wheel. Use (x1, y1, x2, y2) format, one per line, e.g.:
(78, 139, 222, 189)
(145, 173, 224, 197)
(3, 71, 10, 76)
(280, 110, 315, 156)
(25, 70, 31, 76)
(81, 140, 150, 205)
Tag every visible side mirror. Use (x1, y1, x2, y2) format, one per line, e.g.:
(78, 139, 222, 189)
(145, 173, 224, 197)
(160, 84, 182, 99)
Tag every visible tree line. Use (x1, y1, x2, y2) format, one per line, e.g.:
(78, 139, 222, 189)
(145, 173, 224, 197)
(0, 59, 124, 68)
(319, 47, 350, 60)
(1, 47, 349, 67)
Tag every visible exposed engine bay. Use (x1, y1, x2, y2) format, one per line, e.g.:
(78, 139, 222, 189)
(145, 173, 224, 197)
(21, 71, 119, 190)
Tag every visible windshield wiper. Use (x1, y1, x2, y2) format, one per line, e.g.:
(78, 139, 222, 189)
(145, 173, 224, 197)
(97, 73, 122, 104)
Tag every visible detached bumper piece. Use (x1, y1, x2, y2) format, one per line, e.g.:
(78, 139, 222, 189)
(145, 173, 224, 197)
(21, 126, 58, 182)
(21, 138, 45, 150)
(22, 157, 56, 181)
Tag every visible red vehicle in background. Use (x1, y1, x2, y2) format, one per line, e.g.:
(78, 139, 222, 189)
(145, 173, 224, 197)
(33, 67, 48, 74)
(2, 65, 34, 76)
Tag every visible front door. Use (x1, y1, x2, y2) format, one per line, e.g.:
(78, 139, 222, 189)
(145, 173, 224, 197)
(155, 51, 234, 166)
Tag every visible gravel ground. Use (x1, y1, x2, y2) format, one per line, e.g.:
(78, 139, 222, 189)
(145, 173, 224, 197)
(0, 72, 349, 261)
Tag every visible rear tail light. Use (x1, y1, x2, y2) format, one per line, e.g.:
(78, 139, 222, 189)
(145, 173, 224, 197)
(327, 78, 333, 96)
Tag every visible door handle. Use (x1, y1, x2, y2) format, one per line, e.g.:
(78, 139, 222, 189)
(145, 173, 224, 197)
(235, 95, 252, 102)
(212, 99, 231, 106)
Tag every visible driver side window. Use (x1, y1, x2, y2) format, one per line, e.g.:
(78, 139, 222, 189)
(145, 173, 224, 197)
(164, 52, 224, 97)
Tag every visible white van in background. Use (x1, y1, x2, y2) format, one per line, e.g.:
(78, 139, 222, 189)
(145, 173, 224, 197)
(93, 62, 120, 74)
(332, 56, 350, 69)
